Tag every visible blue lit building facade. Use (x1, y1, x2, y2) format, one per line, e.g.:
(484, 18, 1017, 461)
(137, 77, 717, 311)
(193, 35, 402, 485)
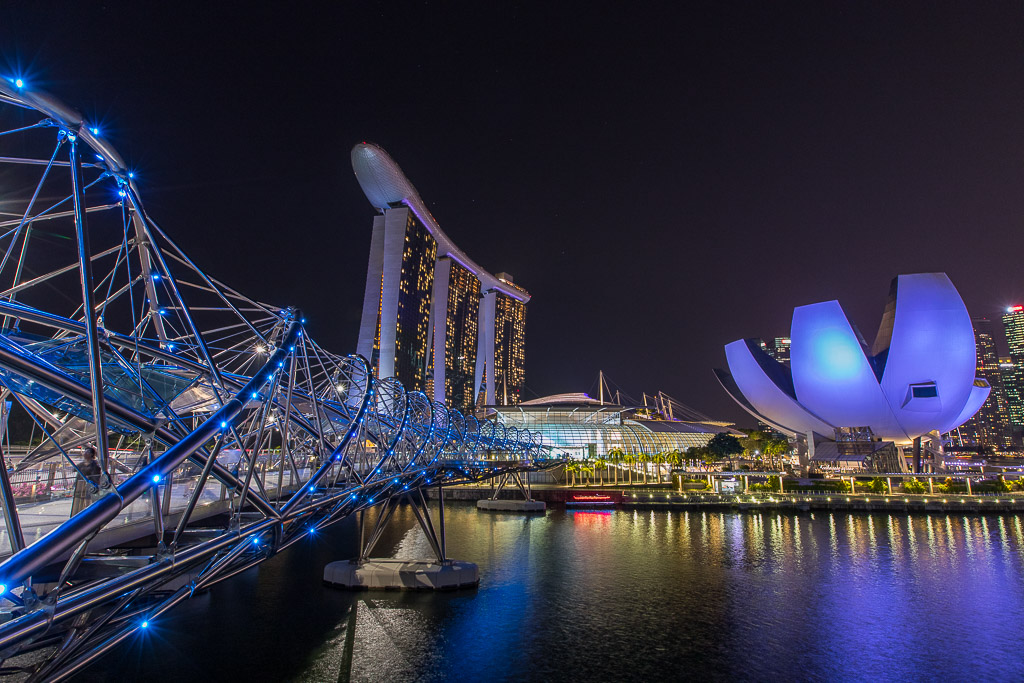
(715, 273, 988, 448)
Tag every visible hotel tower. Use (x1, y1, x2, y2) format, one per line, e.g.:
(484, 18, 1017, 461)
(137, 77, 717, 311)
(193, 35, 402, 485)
(352, 143, 529, 415)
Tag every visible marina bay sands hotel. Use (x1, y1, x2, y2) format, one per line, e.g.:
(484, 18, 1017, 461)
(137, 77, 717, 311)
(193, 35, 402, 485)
(351, 143, 528, 415)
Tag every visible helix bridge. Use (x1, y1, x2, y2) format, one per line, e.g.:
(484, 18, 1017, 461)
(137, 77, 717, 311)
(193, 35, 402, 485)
(0, 78, 551, 680)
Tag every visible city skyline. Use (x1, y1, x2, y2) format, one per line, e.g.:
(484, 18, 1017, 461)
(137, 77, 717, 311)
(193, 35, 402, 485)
(3, 4, 1024, 424)
(2, 6, 1024, 679)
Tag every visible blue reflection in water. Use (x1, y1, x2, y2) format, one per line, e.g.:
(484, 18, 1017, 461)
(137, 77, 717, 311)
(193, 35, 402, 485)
(76, 504, 1024, 682)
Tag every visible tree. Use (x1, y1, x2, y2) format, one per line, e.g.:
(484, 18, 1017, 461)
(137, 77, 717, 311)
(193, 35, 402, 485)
(594, 459, 607, 485)
(685, 446, 704, 470)
(687, 445, 717, 471)
(867, 477, 888, 494)
(607, 448, 624, 484)
(637, 452, 650, 485)
(564, 461, 580, 487)
(738, 429, 768, 460)
(666, 450, 684, 469)
(708, 433, 744, 470)
(580, 460, 594, 485)
(761, 436, 791, 470)
(623, 452, 636, 486)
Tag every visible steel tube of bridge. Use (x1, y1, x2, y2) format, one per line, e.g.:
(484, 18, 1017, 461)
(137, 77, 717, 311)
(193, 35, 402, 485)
(69, 136, 113, 481)
(0, 442, 24, 552)
(0, 514, 281, 650)
(0, 320, 301, 590)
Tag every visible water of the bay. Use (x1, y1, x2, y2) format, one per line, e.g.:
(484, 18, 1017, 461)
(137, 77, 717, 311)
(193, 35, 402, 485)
(77, 503, 1024, 682)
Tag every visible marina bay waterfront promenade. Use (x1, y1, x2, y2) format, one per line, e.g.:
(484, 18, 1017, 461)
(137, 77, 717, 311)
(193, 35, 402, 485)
(4, 2, 1024, 680)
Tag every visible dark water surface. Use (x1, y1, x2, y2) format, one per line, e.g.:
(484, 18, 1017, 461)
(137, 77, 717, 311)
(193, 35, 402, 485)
(78, 504, 1024, 682)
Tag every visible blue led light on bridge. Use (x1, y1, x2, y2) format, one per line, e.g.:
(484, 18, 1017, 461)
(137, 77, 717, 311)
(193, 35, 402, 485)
(0, 80, 549, 674)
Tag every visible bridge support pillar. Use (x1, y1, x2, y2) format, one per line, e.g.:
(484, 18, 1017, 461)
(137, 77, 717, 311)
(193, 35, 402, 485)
(325, 487, 479, 591)
(477, 471, 545, 512)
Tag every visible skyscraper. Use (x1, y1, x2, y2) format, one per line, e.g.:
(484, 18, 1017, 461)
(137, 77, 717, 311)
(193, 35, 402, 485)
(434, 257, 480, 413)
(490, 274, 528, 405)
(1002, 305, 1024, 446)
(950, 318, 1013, 450)
(352, 143, 530, 415)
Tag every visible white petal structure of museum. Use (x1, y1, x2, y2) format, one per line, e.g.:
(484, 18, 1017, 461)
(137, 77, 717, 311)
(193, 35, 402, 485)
(714, 273, 990, 444)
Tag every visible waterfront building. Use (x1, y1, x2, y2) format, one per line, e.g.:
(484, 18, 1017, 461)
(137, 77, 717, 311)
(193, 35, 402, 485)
(1002, 306, 1024, 442)
(352, 143, 530, 414)
(716, 273, 988, 447)
(490, 393, 740, 459)
(949, 318, 1014, 451)
(490, 273, 527, 406)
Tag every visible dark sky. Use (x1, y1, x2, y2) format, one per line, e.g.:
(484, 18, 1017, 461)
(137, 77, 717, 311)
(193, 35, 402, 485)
(4, 2, 1024, 425)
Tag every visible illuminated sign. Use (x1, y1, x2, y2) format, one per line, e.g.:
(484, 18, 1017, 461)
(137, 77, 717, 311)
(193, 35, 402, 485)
(1009, 305, 1023, 313)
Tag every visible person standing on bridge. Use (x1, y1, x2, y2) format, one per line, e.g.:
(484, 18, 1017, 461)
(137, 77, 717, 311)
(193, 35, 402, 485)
(71, 446, 101, 516)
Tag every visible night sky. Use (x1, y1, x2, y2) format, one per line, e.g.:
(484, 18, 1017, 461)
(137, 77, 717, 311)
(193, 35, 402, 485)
(4, 2, 1024, 424)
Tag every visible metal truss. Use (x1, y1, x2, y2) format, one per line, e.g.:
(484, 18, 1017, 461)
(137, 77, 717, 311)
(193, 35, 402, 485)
(0, 78, 552, 680)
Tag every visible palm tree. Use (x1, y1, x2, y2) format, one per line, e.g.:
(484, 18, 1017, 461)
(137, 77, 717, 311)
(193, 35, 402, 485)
(655, 451, 671, 483)
(594, 458, 607, 485)
(762, 437, 790, 471)
(608, 448, 624, 484)
(637, 452, 650, 485)
(665, 450, 684, 491)
(564, 461, 580, 487)
(580, 460, 595, 486)
(623, 452, 636, 486)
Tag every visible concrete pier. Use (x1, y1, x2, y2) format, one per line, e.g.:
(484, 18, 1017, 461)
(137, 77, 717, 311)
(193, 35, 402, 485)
(324, 559, 479, 591)
(476, 499, 546, 512)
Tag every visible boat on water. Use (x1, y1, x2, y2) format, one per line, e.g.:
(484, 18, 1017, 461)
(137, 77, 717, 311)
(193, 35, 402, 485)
(566, 494, 617, 508)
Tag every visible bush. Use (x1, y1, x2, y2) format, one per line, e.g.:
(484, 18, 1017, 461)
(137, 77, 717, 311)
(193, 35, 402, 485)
(902, 478, 926, 494)
(750, 476, 781, 493)
(867, 477, 889, 494)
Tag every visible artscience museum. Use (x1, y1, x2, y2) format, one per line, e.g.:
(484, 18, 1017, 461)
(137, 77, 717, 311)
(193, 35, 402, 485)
(715, 274, 989, 460)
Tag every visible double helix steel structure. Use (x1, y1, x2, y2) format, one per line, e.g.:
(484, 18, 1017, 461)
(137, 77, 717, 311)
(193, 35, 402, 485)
(0, 79, 550, 679)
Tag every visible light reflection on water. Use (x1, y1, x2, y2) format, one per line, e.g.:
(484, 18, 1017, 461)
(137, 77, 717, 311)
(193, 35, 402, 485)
(79, 504, 1024, 682)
